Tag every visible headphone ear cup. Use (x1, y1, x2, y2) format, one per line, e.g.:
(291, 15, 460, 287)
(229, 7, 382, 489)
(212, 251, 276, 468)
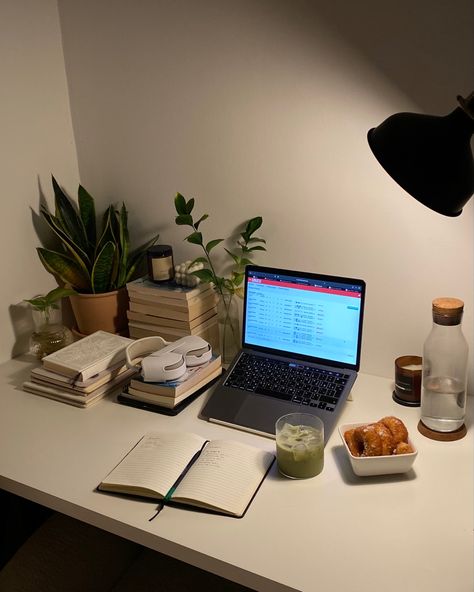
(141, 352, 186, 382)
(168, 336, 213, 367)
(185, 343, 212, 366)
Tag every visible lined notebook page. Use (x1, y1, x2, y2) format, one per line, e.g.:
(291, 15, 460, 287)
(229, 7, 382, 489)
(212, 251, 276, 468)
(172, 440, 274, 516)
(100, 432, 206, 498)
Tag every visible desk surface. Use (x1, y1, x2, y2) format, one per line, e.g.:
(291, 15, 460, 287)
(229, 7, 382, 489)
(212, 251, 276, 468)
(0, 356, 472, 592)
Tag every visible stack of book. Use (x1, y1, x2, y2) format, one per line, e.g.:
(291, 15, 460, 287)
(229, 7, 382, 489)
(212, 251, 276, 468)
(22, 331, 137, 408)
(126, 277, 219, 350)
(118, 354, 222, 412)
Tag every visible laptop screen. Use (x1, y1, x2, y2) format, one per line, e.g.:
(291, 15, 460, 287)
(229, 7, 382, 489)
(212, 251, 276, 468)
(242, 266, 365, 370)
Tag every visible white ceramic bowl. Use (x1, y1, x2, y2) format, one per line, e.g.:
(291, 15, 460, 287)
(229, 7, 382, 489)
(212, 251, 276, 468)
(338, 422, 418, 477)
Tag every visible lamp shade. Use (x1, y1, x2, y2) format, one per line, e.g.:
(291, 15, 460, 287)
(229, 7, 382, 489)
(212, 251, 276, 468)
(368, 95, 474, 216)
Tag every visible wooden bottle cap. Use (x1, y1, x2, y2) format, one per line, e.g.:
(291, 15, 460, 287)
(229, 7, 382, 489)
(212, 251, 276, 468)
(432, 297, 464, 325)
(432, 297, 464, 312)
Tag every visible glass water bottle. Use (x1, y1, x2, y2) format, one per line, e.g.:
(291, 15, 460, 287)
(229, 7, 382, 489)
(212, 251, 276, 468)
(420, 298, 468, 433)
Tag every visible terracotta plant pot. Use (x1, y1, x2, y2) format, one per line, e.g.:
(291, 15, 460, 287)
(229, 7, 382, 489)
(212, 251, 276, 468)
(69, 288, 129, 336)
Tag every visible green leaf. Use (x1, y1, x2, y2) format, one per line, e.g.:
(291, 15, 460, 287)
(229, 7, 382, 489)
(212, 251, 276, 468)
(222, 279, 235, 293)
(246, 237, 266, 244)
(224, 248, 239, 264)
(186, 231, 203, 245)
(25, 296, 50, 311)
(175, 214, 194, 226)
(246, 216, 263, 236)
(232, 272, 245, 286)
(52, 176, 89, 253)
(37, 248, 90, 291)
(116, 203, 130, 288)
(78, 184, 96, 252)
(206, 239, 223, 252)
(91, 242, 116, 293)
(44, 286, 77, 305)
(247, 245, 266, 252)
(26, 286, 77, 312)
(185, 198, 195, 214)
(96, 205, 117, 257)
(190, 257, 208, 266)
(40, 208, 91, 273)
(174, 193, 188, 215)
(194, 214, 209, 230)
(190, 268, 215, 284)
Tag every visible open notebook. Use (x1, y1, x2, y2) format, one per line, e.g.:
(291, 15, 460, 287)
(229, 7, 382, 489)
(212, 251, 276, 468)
(98, 432, 274, 518)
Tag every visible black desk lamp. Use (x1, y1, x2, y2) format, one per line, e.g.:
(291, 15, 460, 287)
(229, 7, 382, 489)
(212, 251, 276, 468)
(367, 92, 474, 216)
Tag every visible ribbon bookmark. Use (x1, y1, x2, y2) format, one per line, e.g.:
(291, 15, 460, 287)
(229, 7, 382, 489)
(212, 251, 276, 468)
(149, 486, 176, 521)
(147, 443, 207, 521)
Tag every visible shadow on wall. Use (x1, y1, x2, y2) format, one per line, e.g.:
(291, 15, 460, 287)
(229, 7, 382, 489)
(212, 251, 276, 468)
(9, 300, 75, 359)
(317, 0, 473, 110)
(9, 303, 32, 359)
(274, 0, 473, 112)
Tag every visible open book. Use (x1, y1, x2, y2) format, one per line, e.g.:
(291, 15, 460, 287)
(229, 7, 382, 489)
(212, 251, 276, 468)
(98, 432, 274, 518)
(42, 331, 132, 380)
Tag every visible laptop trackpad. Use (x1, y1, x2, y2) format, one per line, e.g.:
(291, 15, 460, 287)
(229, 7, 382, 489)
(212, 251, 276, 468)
(234, 397, 297, 436)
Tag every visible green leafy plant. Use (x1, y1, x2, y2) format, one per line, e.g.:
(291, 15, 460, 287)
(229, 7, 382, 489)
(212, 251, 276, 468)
(37, 176, 159, 294)
(174, 192, 266, 297)
(25, 287, 76, 322)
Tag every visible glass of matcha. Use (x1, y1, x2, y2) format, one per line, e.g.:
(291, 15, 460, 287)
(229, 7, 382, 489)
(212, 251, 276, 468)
(275, 413, 324, 479)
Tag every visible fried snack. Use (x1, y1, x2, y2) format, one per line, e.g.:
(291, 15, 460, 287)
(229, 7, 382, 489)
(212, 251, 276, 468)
(380, 416, 408, 446)
(344, 417, 413, 457)
(343, 428, 360, 457)
(394, 441, 414, 455)
(353, 424, 383, 457)
(373, 421, 395, 456)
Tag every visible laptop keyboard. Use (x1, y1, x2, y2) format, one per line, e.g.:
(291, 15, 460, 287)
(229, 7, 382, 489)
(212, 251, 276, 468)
(224, 353, 350, 412)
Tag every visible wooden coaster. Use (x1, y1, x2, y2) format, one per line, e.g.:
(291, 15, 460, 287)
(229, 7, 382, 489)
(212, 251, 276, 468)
(417, 420, 467, 441)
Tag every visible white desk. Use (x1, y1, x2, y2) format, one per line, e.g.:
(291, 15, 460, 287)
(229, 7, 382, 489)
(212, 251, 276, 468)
(0, 356, 472, 592)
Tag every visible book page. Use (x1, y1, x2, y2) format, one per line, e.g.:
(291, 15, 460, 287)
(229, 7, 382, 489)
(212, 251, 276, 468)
(172, 440, 274, 516)
(99, 432, 206, 498)
(43, 331, 131, 373)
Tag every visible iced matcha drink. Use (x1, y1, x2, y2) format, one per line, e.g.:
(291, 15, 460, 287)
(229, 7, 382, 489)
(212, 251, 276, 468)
(276, 415, 324, 479)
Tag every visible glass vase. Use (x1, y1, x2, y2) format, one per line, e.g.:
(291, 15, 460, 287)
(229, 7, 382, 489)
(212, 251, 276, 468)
(216, 292, 241, 365)
(30, 306, 73, 360)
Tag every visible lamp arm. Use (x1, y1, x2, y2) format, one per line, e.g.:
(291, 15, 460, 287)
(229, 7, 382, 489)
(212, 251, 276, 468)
(457, 92, 474, 120)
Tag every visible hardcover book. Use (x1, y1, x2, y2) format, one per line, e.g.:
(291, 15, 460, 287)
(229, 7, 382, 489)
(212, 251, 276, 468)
(127, 315, 218, 341)
(128, 320, 220, 352)
(41, 331, 133, 381)
(22, 380, 126, 408)
(30, 363, 135, 393)
(126, 278, 212, 302)
(129, 355, 221, 397)
(128, 293, 217, 322)
(122, 367, 222, 409)
(126, 306, 216, 330)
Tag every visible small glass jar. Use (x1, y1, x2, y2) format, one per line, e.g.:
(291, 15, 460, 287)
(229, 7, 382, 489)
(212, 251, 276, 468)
(147, 245, 175, 283)
(30, 306, 73, 359)
(420, 298, 468, 436)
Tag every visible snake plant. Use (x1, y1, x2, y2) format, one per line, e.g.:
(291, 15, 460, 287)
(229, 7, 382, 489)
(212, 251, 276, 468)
(37, 176, 159, 294)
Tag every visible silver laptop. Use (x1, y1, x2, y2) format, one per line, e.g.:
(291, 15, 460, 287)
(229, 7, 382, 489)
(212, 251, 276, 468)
(200, 265, 366, 443)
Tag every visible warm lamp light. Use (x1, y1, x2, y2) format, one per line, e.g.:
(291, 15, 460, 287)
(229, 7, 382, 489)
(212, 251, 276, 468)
(368, 92, 474, 216)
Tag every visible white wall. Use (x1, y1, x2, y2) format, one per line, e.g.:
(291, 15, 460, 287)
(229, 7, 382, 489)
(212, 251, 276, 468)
(6, 0, 471, 388)
(0, 0, 79, 361)
(56, 0, 473, 387)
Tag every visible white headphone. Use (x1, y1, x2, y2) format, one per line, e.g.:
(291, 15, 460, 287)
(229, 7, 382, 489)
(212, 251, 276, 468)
(125, 335, 213, 383)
